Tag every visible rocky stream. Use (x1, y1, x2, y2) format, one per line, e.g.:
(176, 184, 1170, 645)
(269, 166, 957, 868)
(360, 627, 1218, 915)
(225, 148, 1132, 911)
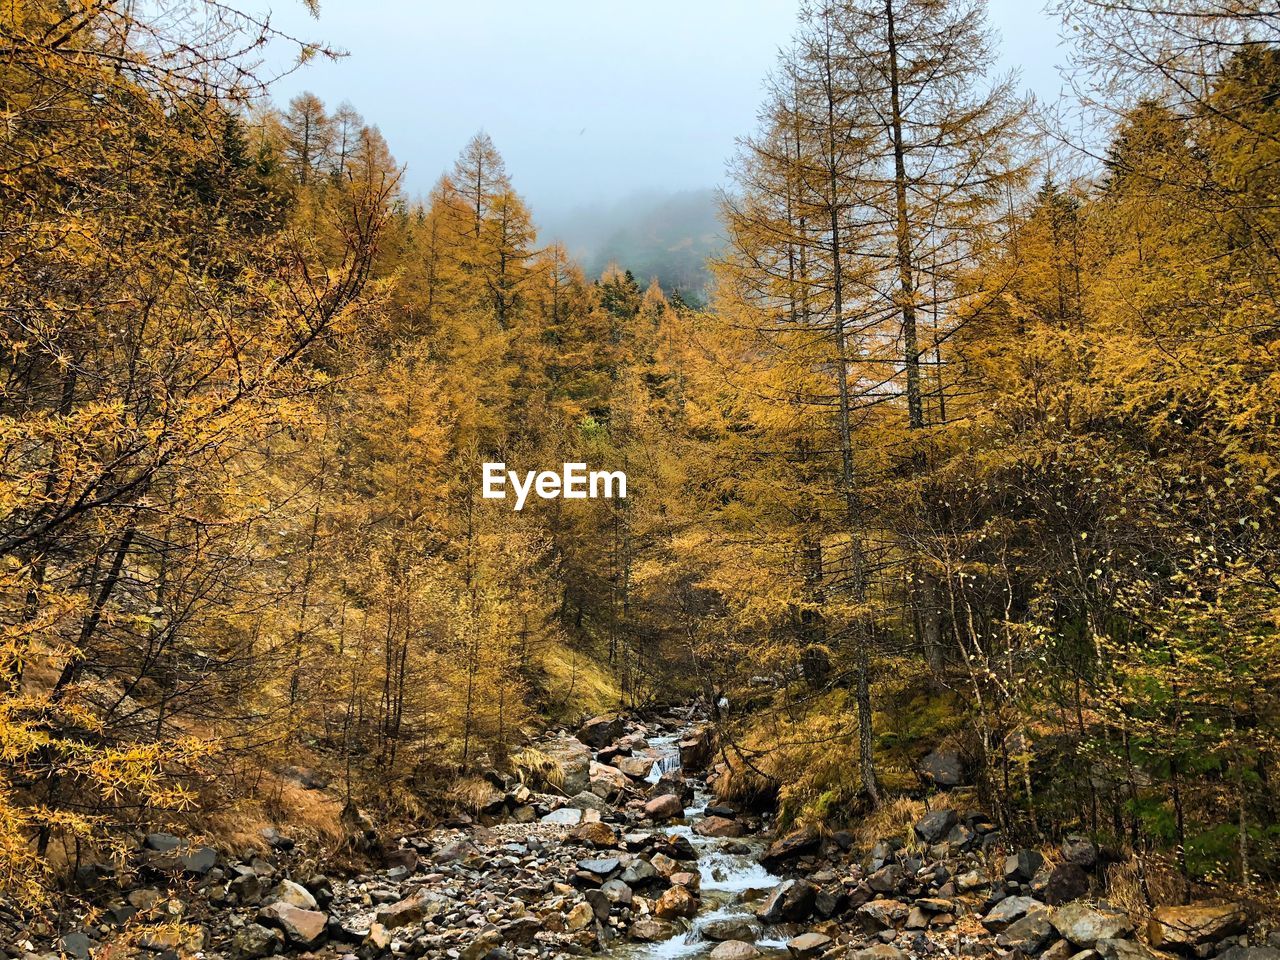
(9, 707, 1277, 960)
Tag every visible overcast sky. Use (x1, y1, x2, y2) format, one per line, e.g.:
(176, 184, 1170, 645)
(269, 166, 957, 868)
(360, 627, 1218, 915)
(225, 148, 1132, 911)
(257, 0, 1070, 216)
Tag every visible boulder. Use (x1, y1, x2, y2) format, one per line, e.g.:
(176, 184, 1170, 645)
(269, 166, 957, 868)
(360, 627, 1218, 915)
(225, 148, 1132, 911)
(1061, 836, 1100, 869)
(630, 918, 678, 942)
(867, 864, 905, 893)
(788, 932, 833, 958)
(1044, 862, 1090, 905)
(915, 809, 959, 844)
(696, 815, 745, 838)
(857, 899, 909, 932)
(258, 902, 326, 946)
(1052, 903, 1134, 947)
(543, 736, 593, 795)
(680, 726, 714, 771)
(703, 918, 761, 942)
(589, 761, 630, 798)
(542, 807, 584, 826)
(616, 756, 657, 779)
(756, 878, 818, 923)
(271, 879, 317, 910)
(566, 900, 596, 931)
(1217, 948, 1280, 960)
(577, 856, 621, 878)
(375, 887, 449, 929)
(1148, 903, 1247, 952)
(601, 878, 633, 905)
(143, 832, 183, 852)
(571, 821, 619, 848)
(711, 942, 762, 960)
(919, 748, 968, 788)
(998, 908, 1056, 953)
(1005, 848, 1047, 883)
(579, 714, 624, 749)
(229, 923, 282, 960)
(761, 825, 821, 867)
(621, 858, 659, 886)
(655, 884, 699, 919)
(983, 896, 1046, 932)
(644, 793, 684, 820)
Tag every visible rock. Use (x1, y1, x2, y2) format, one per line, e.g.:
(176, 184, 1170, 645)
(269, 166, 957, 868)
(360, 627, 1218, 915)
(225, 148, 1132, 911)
(258, 902, 327, 946)
(570, 790, 611, 814)
(671, 870, 700, 891)
(572, 821, 619, 848)
(542, 807, 584, 826)
(655, 884, 698, 919)
(998, 908, 1056, 953)
(630, 918, 677, 942)
(788, 932, 833, 958)
(261, 826, 294, 851)
(696, 815, 745, 838)
(857, 900, 908, 932)
(679, 726, 714, 771)
(230, 923, 283, 960)
(621, 858, 659, 886)
(434, 837, 481, 862)
(868, 864, 905, 893)
(853, 946, 908, 960)
(815, 887, 848, 918)
(644, 794, 684, 820)
(616, 756, 657, 779)
(920, 748, 968, 788)
(1096, 939, 1156, 960)
(601, 878, 633, 904)
(500, 916, 543, 944)
(711, 943, 762, 960)
(590, 760, 631, 798)
(143, 832, 184, 852)
(384, 846, 419, 872)
(983, 896, 1046, 932)
(56, 933, 95, 960)
(181, 846, 217, 875)
(1045, 862, 1091, 905)
(566, 900, 596, 931)
(1061, 836, 1099, 869)
(1005, 848, 1047, 883)
(761, 825, 821, 867)
(703, 918, 761, 942)
(271, 879, 317, 910)
(543, 736, 593, 795)
(650, 851, 679, 876)
(1052, 903, 1135, 947)
(580, 714, 624, 749)
(1148, 903, 1247, 952)
(1217, 948, 1280, 960)
(577, 856, 621, 877)
(756, 879, 818, 923)
(1041, 939, 1077, 960)
(460, 931, 503, 960)
(375, 887, 449, 929)
(915, 808, 960, 844)
(957, 869, 991, 892)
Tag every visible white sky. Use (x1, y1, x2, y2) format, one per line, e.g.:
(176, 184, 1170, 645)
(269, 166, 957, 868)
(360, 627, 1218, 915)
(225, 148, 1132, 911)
(256, 0, 1071, 214)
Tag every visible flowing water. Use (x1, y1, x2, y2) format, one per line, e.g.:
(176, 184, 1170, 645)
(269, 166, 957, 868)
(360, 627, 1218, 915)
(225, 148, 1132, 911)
(608, 734, 789, 959)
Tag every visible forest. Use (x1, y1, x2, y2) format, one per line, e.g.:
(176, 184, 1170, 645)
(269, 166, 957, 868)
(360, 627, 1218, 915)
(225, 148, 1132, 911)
(1, 1, 1279, 958)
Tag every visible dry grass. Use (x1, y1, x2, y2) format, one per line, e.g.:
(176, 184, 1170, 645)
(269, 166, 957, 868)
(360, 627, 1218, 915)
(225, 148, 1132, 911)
(203, 774, 343, 854)
(510, 747, 564, 790)
(855, 795, 929, 852)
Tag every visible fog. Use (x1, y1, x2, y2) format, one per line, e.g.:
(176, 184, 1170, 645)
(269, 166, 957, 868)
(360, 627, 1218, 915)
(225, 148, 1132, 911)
(257, 0, 1071, 287)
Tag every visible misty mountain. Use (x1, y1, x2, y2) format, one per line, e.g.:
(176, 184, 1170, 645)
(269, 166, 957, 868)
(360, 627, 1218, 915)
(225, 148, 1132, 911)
(539, 189, 724, 305)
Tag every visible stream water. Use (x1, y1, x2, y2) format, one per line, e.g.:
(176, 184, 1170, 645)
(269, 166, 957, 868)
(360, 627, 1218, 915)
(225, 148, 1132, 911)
(608, 735, 789, 959)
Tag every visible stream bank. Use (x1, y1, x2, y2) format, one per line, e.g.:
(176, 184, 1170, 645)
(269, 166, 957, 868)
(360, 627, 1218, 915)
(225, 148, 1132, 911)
(12, 707, 1276, 960)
